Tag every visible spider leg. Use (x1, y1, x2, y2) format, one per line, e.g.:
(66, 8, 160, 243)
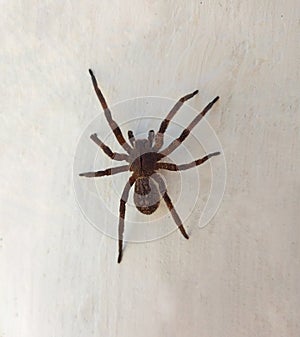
(128, 130, 135, 147)
(118, 175, 136, 263)
(151, 173, 189, 239)
(88, 69, 132, 153)
(154, 90, 199, 150)
(79, 165, 129, 177)
(159, 96, 219, 157)
(90, 133, 129, 161)
(156, 152, 220, 171)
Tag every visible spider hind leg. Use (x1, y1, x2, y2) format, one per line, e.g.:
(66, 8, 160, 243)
(118, 176, 136, 263)
(151, 173, 189, 239)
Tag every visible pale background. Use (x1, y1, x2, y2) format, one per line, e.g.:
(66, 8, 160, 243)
(1, 1, 299, 337)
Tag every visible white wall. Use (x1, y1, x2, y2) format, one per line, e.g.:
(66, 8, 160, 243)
(0, 1, 299, 337)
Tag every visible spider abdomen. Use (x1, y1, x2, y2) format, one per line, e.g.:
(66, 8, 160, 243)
(134, 177, 160, 215)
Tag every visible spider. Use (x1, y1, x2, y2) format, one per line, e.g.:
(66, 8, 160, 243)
(79, 69, 220, 263)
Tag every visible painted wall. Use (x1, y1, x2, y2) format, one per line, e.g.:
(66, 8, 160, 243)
(1, 1, 299, 336)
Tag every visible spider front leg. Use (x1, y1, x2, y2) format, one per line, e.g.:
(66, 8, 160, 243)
(160, 96, 219, 157)
(151, 173, 189, 239)
(154, 90, 199, 150)
(118, 176, 136, 263)
(88, 69, 132, 153)
(156, 152, 220, 171)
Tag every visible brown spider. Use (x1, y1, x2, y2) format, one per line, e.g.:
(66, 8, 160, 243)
(80, 69, 220, 263)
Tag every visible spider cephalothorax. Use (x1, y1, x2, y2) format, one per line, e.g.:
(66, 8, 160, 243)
(80, 69, 220, 263)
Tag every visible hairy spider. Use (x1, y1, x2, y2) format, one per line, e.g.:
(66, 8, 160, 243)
(79, 69, 220, 263)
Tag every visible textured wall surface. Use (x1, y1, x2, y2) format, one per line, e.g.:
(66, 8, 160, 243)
(1, 1, 299, 337)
